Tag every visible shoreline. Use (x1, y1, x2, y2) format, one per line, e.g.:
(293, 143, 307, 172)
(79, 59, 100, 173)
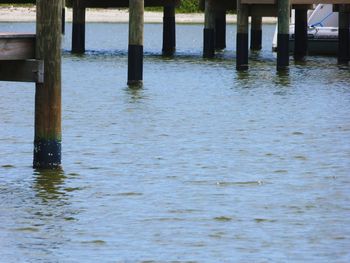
(0, 7, 277, 24)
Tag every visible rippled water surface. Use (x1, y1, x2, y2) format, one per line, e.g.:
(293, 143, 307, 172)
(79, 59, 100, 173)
(1, 22, 350, 262)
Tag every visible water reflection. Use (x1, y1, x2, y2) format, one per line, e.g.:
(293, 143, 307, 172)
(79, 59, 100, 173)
(293, 59, 308, 66)
(124, 85, 146, 103)
(235, 71, 251, 89)
(275, 70, 291, 87)
(33, 169, 67, 203)
(250, 50, 263, 61)
(22, 169, 76, 261)
(236, 70, 250, 80)
(337, 64, 350, 71)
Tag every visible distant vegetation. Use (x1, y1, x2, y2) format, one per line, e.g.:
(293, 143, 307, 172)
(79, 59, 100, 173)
(177, 0, 201, 13)
(1, 0, 202, 13)
(2, 0, 34, 3)
(141, 1, 202, 13)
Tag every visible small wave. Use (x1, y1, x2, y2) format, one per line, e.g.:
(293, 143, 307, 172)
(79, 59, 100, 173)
(1, 164, 14, 168)
(294, 155, 308, 160)
(292, 131, 304, 135)
(81, 240, 106, 245)
(13, 227, 39, 232)
(216, 181, 264, 186)
(117, 192, 143, 196)
(273, 170, 288, 174)
(254, 218, 277, 223)
(214, 216, 233, 222)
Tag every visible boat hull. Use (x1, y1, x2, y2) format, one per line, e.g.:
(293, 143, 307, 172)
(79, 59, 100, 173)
(272, 27, 338, 55)
(289, 38, 338, 55)
(272, 4, 339, 56)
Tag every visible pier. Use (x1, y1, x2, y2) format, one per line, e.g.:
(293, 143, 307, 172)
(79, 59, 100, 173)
(0, 0, 62, 169)
(234, 0, 350, 70)
(0, 0, 349, 168)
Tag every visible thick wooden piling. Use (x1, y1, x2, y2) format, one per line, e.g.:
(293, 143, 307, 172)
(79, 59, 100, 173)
(338, 5, 349, 64)
(72, 0, 86, 53)
(162, 4, 176, 56)
(294, 6, 308, 60)
(215, 8, 226, 50)
(62, 0, 65, 34)
(203, 0, 215, 58)
(128, 0, 144, 86)
(277, 0, 290, 70)
(250, 16, 262, 50)
(236, 0, 249, 70)
(34, 0, 62, 169)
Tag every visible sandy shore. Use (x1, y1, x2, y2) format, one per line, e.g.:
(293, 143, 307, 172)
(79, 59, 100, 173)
(0, 6, 277, 23)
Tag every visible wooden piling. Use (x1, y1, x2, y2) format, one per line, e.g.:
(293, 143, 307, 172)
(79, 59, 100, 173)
(203, 0, 215, 58)
(62, 0, 65, 34)
(72, 0, 85, 53)
(236, 0, 249, 70)
(250, 16, 262, 50)
(338, 5, 349, 64)
(128, 0, 144, 86)
(162, 4, 176, 56)
(294, 6, 308, 60)
(34, 0, 62, 169)
(277, 0, 290, 70)
(215, 8, 226, 50)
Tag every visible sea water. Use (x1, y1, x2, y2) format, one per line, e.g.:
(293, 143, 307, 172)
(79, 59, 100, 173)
(0, 22, 349, 262)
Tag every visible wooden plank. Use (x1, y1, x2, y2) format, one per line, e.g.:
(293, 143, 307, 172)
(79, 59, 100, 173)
(242, 0, 275, 4)
(0, 33, 35, 60)
(250, 4, 277, 16)
(242, 0, 349, 4)
(0, 0, 34, 3)
(0, 60, 43, 83)
(80, 0, 180, 8)
(0, 0, 181, 7)
(0, 33, 35, 38)
(291, 0, 350, 4)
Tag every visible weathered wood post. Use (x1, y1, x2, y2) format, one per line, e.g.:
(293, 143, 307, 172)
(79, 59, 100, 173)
(250, 16, 262, 50)
(34, 0, 62, 169)
(162, 3, 176, 56)
(236, 0, 249, 70)
(62, 0, 65, 34)
(338, 4, 350, 64)
(294, 6, 308, 60)
(215, 7, 226, 50)
(128, 0, 144, 86)
(72, 0, 86, 53)
(277, 0, 290, 70)
(203, 0, 215, 58)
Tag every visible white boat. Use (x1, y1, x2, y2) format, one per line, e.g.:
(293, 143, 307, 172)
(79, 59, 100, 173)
(272, 4, 338, 55)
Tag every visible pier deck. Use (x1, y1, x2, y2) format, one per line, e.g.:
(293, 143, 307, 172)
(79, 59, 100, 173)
(241, 0, 349, 3)
(0, 33, 35, 60)
(67, 0, 180, 8)
(0, 33, 43, 83)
